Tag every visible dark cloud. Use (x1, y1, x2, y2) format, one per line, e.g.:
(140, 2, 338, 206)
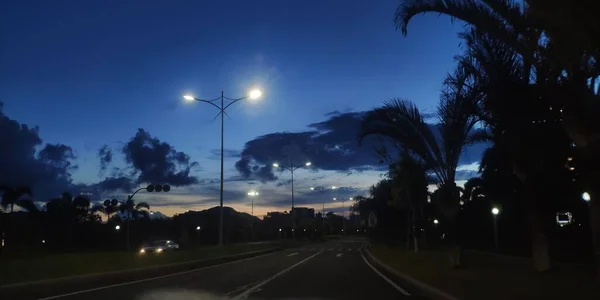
(234, 112, 385, 181)
(95, 176, 135, 192)
(122, 129, 199, 186)
(208, 149, 241, 160)
(0, 102, 77, 199)
(98, 145, 112, 177)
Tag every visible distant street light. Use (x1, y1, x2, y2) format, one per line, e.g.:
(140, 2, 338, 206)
(247, 191, 259, 217)
(247, 191, 259, 241)
(115, 225, 121, 231)
(183, 88, 262, 246)
(310, 186, 334, 230)
(332, 194, 348, 234)
(582, 192, 591, 202)
(492, 207, 500, 252)
(273, 160, 312, 240)
(433, 219, 439, 225)
(196, 226, 201, 231)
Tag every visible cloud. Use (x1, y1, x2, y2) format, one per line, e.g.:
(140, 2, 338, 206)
(122, 129, 200, 186)
(98, 145, 112, 176)
(208, 149, 241, 160)
(95, 176, 135, 192)
(0, 102, 77, 199)
(234, 112, 385, 181)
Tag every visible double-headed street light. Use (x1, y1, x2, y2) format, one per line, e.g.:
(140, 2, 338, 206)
(183, 88, 262, 246)
(310, 186, 334, 230)
(273, 161, 312, 239)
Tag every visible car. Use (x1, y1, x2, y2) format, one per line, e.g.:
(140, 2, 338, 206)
(139, 240, 179, 254)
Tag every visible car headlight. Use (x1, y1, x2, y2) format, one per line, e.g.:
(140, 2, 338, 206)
(156, 248, 163, 253)
(139, 249, 145, 253)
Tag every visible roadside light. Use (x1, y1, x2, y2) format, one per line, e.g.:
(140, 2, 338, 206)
(279, 228, 282, 232)
(139, 249, 145, 254)
(582, 192, 591, 202)
(492, 207, 500, 215)
(156, 248, 163, 253)
(433, 219, 439, 225)
(115, 225, 121, 231)
(196, 226, 201, 231)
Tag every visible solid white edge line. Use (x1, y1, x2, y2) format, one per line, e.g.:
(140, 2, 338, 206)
(231, 251, 323, 300)
(360, 250, 410, 296)
(37, 251, 278, 300)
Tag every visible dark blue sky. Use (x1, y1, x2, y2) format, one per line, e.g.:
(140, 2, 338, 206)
(1, 1, 470, 216)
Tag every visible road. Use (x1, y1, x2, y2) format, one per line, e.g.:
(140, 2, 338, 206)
(17, 238, 413, 300)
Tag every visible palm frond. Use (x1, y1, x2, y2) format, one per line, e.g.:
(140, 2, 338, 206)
(135, 202, 150, 210)
(360, 98, 446, 183)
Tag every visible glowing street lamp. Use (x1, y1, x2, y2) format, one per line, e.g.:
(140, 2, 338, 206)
(247, 191, 259, 217)
(582, 192, 591, 202)
(492, 207, 500, 252)
(272, 160, 312, 239)
(183, 88, 262, 246)
(433, 219, 439, 225)
(115, 225, 121, 231)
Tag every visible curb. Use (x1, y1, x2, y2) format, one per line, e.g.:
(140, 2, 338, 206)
(0, 247, 279, 289)
(364, 245, 462, 300)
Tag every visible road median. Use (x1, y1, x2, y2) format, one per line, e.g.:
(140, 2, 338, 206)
(0, 244, 282, 298)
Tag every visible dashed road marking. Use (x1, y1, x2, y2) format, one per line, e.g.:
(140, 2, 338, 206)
(232, 251, 323, 300)
(287, 252, 299, 257)
(336, 253, 343, 258)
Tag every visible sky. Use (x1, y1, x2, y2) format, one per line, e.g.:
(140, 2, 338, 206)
(0, 0, 482, 218)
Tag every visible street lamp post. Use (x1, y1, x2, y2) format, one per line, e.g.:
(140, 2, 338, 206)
(273, 161, 311, 240)
(184, 89, 262, 246)
(492, 207, 500, 253)
(247, 191, 259, 242)
(247, 191, 259, 217)
(332, 186, 347, 234)
(310, 186, 333, 232)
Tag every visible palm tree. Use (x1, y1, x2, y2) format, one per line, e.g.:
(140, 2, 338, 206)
(119, 199, 150, 221)
(119, 199, 150, 249)
(91, 199, 120, 222)
(0, 186, 34, 213)
(388, 153, 432, 252)
(360, 68, 480, 267)
(395, 0, 600, 273)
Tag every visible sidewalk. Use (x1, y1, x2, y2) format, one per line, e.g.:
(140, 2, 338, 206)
(370, 244, 600, 300)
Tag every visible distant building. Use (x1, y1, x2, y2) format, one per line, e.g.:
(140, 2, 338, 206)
(292, 207, 315, 220)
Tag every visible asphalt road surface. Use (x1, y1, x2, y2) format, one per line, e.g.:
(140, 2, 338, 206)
(23, 238, 413, 300)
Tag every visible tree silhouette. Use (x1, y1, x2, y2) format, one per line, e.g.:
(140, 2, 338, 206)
(360, 67, 480, 267)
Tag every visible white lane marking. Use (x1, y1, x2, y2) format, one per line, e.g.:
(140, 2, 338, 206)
(37, 251, 279, 300)
(231, 251, 323, 300)
(328, 248, 333, 251)
(338, 248, 343, 251)
(336, 253, 343, 258)
(287, 252, 299, 257)
(348, 249, 352, 251)
(360, 250, 410, 296)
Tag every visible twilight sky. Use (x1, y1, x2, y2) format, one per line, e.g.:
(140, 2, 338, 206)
(0, 0, 482, 218)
